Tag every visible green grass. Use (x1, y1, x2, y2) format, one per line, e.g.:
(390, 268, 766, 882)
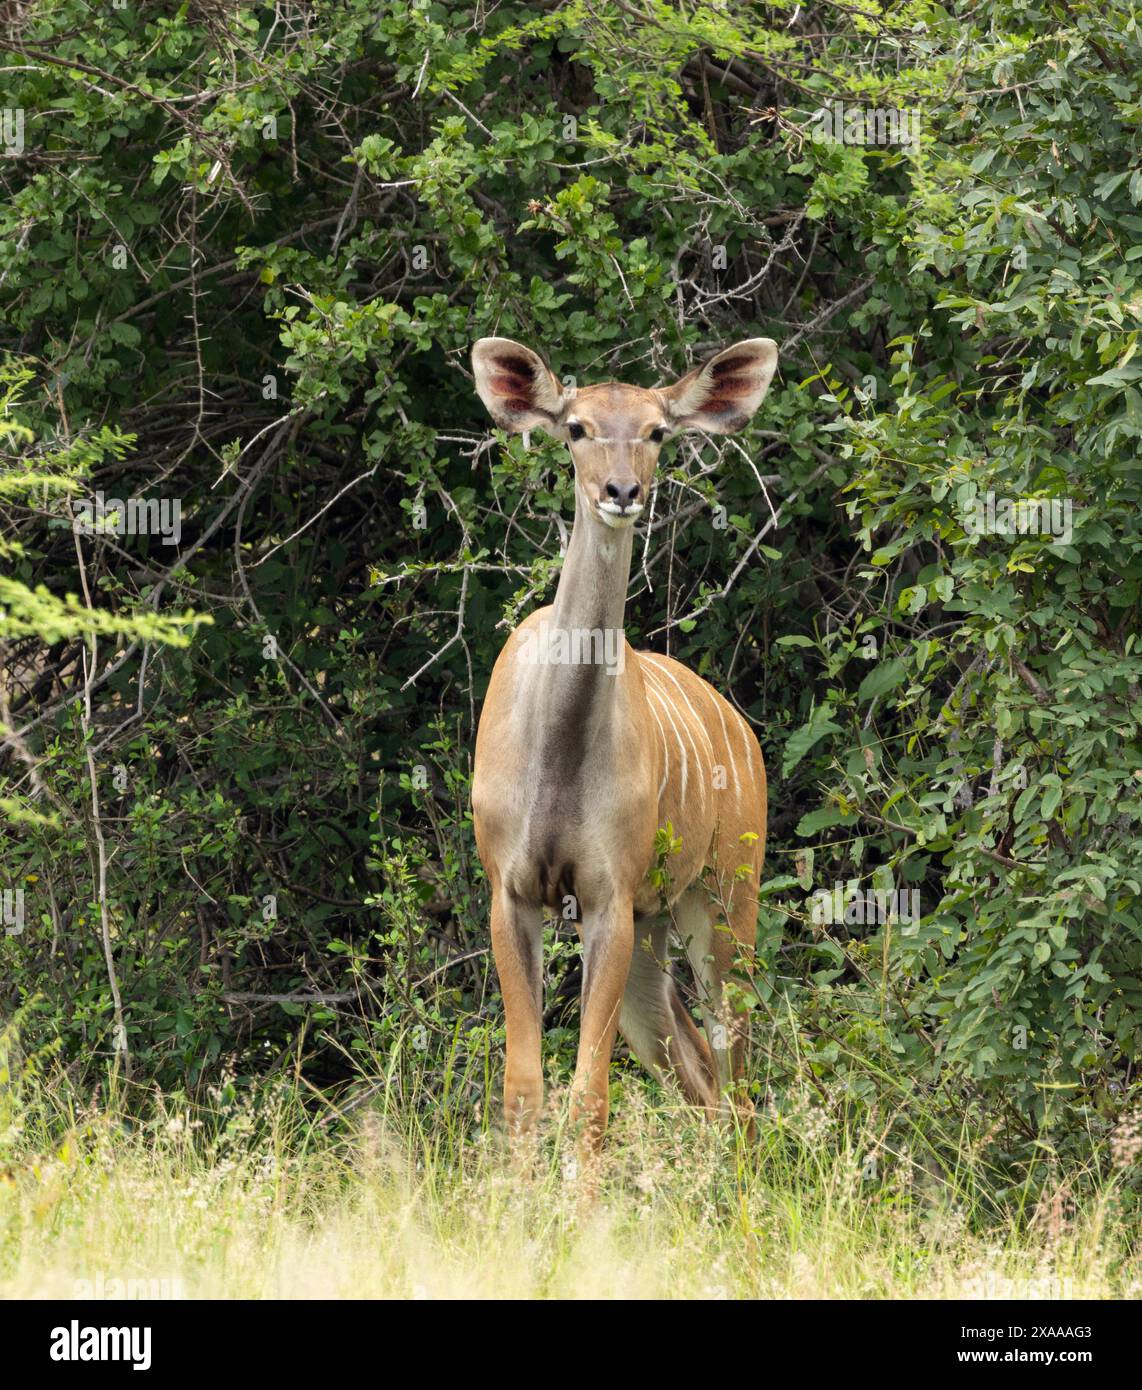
(1, 1050, 1138, 1299)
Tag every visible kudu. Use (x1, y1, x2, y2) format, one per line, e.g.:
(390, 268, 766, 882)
(470, 335, 777, 1157)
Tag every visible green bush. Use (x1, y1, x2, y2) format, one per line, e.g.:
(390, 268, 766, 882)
(0, 0, 1139, 1183)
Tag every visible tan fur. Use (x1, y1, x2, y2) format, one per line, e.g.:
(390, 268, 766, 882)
(469, 337, 777, 1157)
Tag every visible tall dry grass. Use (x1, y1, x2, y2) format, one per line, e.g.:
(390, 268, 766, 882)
(2, 1034, 1137, 1299)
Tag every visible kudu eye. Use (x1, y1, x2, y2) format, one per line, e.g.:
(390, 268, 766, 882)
(567, 421, 585, 442)
(648, 427, 666, 444)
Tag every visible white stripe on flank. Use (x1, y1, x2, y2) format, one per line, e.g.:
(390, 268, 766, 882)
(645, 679, 688, 796)
(643, 655, 716, 758)
(643, 660, 706, 805)
(645, 697, 670, 799)
(736, 708, 755, 780)
(645, 681, 688, 800)
(707, 687, 741, 806)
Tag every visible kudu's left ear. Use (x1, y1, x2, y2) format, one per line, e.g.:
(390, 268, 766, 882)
(660, 338, 778, 434)
(471, 337, 567, 434)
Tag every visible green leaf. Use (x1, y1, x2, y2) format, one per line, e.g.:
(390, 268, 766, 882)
(857, 657, 907, 703)
(796, 806, 857, 837)
(782, 707, 842, 778)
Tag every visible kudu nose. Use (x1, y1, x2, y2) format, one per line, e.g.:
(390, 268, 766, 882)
(604, 478, 642, 511)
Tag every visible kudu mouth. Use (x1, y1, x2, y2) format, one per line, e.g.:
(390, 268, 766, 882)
(595, 498, 645, 528)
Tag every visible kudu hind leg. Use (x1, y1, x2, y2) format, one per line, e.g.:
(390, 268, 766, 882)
(619, 919, 717, 1114)
(490, 890, 544, 1138)
(677, 887, 756, 1130)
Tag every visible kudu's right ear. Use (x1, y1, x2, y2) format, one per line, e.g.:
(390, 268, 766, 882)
(472, 338, 567, 434)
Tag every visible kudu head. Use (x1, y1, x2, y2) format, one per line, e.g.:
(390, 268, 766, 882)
(472, 337, 779, 529)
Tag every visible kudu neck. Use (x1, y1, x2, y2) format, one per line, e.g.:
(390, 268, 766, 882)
(551, 486, 635, 638)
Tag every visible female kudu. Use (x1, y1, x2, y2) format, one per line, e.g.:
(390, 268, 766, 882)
(470, 335, 777, 1155)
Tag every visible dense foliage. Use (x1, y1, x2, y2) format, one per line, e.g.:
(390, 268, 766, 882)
(1, 0, 1139, 1183)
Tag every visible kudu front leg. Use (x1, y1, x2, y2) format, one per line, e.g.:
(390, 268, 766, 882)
(490, 889, 544, 1141)
(571, 895, 634, 1159)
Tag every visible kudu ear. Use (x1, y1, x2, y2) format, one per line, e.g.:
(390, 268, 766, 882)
(471, 338, 567, 434)
(660, 338, 778, 435)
